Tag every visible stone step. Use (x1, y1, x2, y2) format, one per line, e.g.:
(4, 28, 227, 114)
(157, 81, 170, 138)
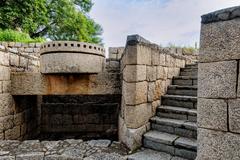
(156, 106, 197, 122)
(180, 68, 198, 73)
(143, 131, 197, 160)
(128, 149, 188, 160)
(185, 64, 198, 69)
(150, 117, 197, 138)
(172, 76, 197, 86)
(161, 95, 197, 109)
(167, 85, 197, 96)
(180, 71, 197, 77)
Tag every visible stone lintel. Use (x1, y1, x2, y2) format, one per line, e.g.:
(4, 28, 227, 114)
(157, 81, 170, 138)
(11, 72, 121, 95)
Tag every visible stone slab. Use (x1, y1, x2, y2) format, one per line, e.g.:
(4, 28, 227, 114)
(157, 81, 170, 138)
(123, 65, 146, 82)
(125, 104, 152, 129)
(11, 72, 121, 95)
(229, 99, 240, 133)
(200, 18, 240, 62)
(198, 61, 237, 98)
(128, 149, 172, 160)
(122, 81, 148, 105)
(144, 131, 178, 145)
(198, 98, 228, 131)
(118, 116, 149, 151)
(197, 128, 240, 160)
(0, 66, 10, 81)
(41, 53, 104, 73)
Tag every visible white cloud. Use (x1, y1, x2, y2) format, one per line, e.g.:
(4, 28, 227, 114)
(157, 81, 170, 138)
(90, 0, 240, 49)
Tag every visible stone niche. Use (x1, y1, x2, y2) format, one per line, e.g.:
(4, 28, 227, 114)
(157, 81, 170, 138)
(40, 41, 105, 74)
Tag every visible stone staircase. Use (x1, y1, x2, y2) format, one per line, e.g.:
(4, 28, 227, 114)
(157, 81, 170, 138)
(143, 64, 198, 160)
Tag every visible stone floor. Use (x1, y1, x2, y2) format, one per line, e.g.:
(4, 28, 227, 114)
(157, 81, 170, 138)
(0, 139, 188, 160)
(0, 139, 128, 160)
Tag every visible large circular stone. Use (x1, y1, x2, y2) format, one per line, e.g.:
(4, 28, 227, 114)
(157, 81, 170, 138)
(40, 41, 105, 74)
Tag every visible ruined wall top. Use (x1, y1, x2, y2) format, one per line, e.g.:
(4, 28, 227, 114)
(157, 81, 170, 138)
(124, 34, 194, 61)
(201, 6, 240, 24)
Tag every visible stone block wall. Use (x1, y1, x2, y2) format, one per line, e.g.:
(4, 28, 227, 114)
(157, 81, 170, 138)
(0, 44, 41, 140)
(40, 95, 121, 140)
(0, 42, 41, 72)
(119, 35, 186, 150)
(105, 47, 125, 73)
(197, 6, 240, 160)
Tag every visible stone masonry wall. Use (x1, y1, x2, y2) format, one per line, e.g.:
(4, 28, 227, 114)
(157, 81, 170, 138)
(0, 43, 41, 140)
(0, 42, 41, 72)
(197, 6, 240, 160)
(41, 95, 121, 140)
(119, 35, 186, 150)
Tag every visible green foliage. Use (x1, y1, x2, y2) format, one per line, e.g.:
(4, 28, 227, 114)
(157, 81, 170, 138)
(182, 47, 197, 55)
(0, 0, 102, 44)
(0, 29, 45, 43)
(166, 43, 198, 55)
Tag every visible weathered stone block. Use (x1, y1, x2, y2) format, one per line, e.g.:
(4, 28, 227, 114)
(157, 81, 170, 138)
(148, 80, 164, 102)
(123, 65, 146, 82)
(198, 61, 237, 98)
(200, 18, 240, 62)
(125, 104, 152, 129)
(11, 72, 121, 95)
(154, 80, 164, 100)
(123, 81, 148, 105)
(5, 126, 21, 140)
(10, 53, 19, 66)
(2, 81, 11, 93)
(0, 94, 13, 117)
(41, 53, 104, 74)
(14, 113, 25, 126)
(159, 53, 166, 66)
(0, 66, 10, 81)
(0, 115, 14, 131)
(147, 82, 155, 102)
(167, 67, 176, 79)
(0, 51, 9, 66)
(198, 98, 228, 131)
(147, 66, 157, 82)
(165, 54, 171, 67)
(152, 100, 161, 116)
(197, 128, 240, 160)
(157, 66, 167, 80)
(151, 50, 160, 65)
(229, 99, 240, 133)
(123, 45, 151, 66)
(19, 57, 28, 68)
(16, 152, 44, 160)
(0, 132, 3, 140)
(119, 116, 149, 150)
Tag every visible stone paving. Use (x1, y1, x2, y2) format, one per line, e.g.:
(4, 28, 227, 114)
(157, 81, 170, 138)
(0, 139, 129, 160)
(0, 139, 189, 160)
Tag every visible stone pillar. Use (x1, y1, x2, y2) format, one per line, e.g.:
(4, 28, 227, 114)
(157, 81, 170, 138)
(197, 6, 240, 160)
(119, 35, 186, 150)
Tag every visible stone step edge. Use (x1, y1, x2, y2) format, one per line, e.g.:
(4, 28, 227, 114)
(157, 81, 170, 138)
(168, 85, 198, 90)
(150, 117, 197, 131)
(173, 76, 198, 80)
(161, 95, 197, 102)
(144, 131, 197, 151)
(157, 106, 197, 116)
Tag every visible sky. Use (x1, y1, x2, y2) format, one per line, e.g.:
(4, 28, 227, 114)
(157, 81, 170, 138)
(90, 0, 240, 50)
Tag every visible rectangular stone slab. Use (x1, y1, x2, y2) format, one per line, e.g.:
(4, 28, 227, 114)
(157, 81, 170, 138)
(11, 72, 121, 95)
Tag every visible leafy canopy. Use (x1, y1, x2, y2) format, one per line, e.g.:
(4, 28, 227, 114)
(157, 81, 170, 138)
(0, 0, 102, 44)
